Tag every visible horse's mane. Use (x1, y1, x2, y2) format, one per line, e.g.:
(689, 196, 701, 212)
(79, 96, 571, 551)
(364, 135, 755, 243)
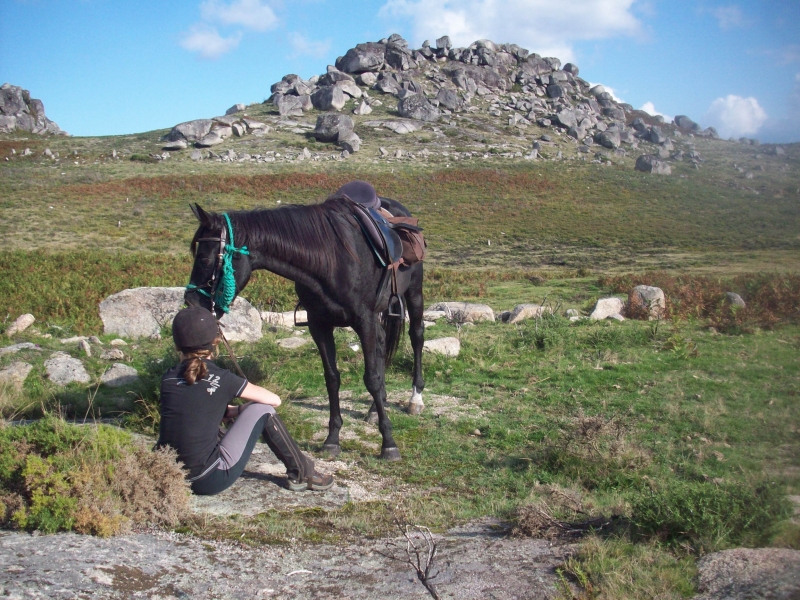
(200, 196, 357, 275)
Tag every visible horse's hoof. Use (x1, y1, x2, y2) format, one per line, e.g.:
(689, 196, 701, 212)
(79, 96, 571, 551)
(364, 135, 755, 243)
(407, 402, 424, 416)
(365, 411, 379, 426)
(321, 444, 341, 457)
(380, 447, 402, 461)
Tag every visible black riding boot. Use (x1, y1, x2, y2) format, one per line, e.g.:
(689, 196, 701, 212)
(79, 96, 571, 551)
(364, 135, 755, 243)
(263, 414, 334, 491)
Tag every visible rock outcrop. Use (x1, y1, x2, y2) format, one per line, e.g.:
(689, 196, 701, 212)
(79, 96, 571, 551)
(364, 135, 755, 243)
(0, 83, 65, 135)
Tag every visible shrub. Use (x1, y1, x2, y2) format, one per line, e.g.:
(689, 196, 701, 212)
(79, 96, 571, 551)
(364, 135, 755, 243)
(629, 478, 789, 550)
(599, 272, 800, 332)
(0, 417, 189, 536)
(129, 153, 157, 163)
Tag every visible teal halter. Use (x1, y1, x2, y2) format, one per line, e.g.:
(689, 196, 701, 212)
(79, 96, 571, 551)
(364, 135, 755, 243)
(186, 213, 249, 314)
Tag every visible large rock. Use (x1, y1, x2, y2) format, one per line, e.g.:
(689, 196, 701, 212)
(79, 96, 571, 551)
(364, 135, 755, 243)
(45, 352, 91, 386)
(338, 130, 361, 153)
(555, 108, 578, 129)
(695, 548, 800, 600)
(423, 337, 461, 357)
(274, 94, 304, 117)
(635, 154, 672, 175)
(674, 115, 701, 132)
(0, 361, 33, 391)
(428, 302, 494, 323)
(597, 130, 621, 149)
(627, 285, 665, 320)
(311, 86, 346, 111)
(336, 43, 387, 73)
(436, 88, 462, 111)
(0, 83, 64, 135)
(5, 314, 35, 337)
(163, 119, 213, 143)
(397, 94, 440, 122)
(99, 287, 262, 342)
(314, 113, 354, 142)
(195, 131, 225, 147)
(100, 364, 140, 388)
(589, 298, 625, 320)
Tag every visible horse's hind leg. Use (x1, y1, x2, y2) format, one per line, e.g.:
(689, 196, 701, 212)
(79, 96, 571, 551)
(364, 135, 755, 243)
(356, 315, 400, 461)
(405, 264, 426, 415)
(308, 322, 343, 457)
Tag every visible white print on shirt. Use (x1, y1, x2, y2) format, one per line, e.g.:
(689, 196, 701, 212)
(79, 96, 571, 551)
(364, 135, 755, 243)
(203, 373, 221, 395)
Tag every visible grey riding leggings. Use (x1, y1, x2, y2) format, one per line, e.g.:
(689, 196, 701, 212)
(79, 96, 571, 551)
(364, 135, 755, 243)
(191, 402, 276, 496)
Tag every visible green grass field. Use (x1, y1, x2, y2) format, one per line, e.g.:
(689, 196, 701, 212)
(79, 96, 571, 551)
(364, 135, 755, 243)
(1, 125, 798, 598)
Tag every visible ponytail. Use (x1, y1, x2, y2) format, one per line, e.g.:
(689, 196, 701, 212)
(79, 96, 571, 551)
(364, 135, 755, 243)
(178, 337, 221, 385)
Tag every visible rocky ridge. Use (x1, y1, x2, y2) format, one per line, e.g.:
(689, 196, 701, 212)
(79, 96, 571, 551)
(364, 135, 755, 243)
(158, 33, 746, 173)
(0, 83, 65, 136)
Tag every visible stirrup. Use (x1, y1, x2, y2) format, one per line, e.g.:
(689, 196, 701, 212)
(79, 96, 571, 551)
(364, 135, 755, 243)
(294, 302, 309, 327)
(387, 294, 403, 318)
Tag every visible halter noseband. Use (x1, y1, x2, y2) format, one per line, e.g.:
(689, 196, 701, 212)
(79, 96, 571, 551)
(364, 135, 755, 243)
(186, 213, 249, 314)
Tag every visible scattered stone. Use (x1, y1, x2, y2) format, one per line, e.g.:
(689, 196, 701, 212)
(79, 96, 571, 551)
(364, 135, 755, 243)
(5, 313, 35, 337)
(428, 302, 494, 323)
(628, 285, 666, 320)
(101, 348, 125, 361)
(0, 361, 33, 390)
(382, 120, 420, 134)
(725, 292, 746, 308)
(190, 149, 203, 161)
(565, 309, 580, 318)
(162, 139, 188, 151)
(635, 154, 671, 175)
(60, 336, 88, 344)
(590, 297, 625, 320)
(100, 364, 140, 388)
(0, 342, 41, 356)
(79, 339, 92, 357)
(695, 548, 800, 600)
(607, 313, 626, 322)
(109, 339, 128, 346)
(45, 351, 91, 386)
(502, 304, 550, 324)
(338, 130, 361, 153)
(423, 337, 461, 357)
(353, 100, 372, 115)
(422, 310, 447, 321)
(276, 336, 310, 350)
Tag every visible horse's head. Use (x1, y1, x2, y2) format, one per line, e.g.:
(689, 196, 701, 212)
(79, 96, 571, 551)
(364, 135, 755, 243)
(185, 203, 252, 319)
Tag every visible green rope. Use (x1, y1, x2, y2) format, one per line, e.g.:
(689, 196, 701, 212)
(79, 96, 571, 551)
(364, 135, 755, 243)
(186, 213, 249, 314)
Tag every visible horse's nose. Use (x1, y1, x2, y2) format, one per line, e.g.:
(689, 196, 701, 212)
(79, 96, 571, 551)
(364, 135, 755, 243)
(184, 289, 200, 307)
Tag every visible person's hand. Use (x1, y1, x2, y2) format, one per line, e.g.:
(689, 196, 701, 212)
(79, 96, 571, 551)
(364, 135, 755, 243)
(222, 404, 240, 425)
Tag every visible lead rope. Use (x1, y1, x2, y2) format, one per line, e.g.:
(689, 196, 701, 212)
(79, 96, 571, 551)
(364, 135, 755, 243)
(217, 324, 248, 379)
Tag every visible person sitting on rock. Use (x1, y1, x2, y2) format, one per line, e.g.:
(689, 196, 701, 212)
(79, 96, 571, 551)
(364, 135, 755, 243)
(157, 306, 334, 495)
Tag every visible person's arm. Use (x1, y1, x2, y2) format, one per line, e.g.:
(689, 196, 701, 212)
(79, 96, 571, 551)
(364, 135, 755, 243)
(238, 382, 281, 407)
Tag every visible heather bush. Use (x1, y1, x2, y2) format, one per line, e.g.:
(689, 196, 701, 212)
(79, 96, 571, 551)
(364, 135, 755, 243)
(0, 417, 189, 536)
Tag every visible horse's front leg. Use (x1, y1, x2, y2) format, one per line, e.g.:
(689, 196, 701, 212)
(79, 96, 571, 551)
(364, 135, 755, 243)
(357, 316, 400, 461)
(405, 265, 426, 415)
(308, 322, 343, 457)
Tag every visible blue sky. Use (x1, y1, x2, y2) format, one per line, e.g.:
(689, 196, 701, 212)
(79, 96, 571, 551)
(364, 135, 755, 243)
(1, 0, 798, 142)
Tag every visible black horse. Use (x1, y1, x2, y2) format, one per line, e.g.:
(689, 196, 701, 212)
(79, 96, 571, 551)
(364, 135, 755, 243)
(184, 193, 425, 461)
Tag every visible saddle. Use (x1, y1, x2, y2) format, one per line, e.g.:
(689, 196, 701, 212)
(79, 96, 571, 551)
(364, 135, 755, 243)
(349, 197, 425, 316)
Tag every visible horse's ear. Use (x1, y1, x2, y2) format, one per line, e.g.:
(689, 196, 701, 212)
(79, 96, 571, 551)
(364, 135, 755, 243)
(191, 203, 213, 227)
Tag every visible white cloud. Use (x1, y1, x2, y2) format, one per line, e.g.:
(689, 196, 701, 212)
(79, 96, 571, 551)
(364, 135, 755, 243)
(179, 24, 243, 59)
(704, 95, 767, 138)
(200, 0, 278, 32)
(287, 32, 331, 58)
(378, 0, 641, 63)
(710, 5, 745, 30)
(640, 101, 672, 122)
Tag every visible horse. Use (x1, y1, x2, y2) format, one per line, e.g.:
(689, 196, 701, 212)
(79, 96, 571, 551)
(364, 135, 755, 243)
(183, 192, 425, 461)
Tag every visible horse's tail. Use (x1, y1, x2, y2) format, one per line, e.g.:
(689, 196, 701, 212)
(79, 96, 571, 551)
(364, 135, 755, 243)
(382, 304, 405, 367)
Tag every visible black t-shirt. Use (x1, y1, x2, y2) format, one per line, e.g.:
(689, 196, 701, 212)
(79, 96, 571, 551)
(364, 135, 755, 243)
(157, 360, 247, 480)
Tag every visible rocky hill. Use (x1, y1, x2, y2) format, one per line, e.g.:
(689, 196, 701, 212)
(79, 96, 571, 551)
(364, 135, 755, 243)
(159, 33, 785, 173)
(0, 83, 66, 136)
